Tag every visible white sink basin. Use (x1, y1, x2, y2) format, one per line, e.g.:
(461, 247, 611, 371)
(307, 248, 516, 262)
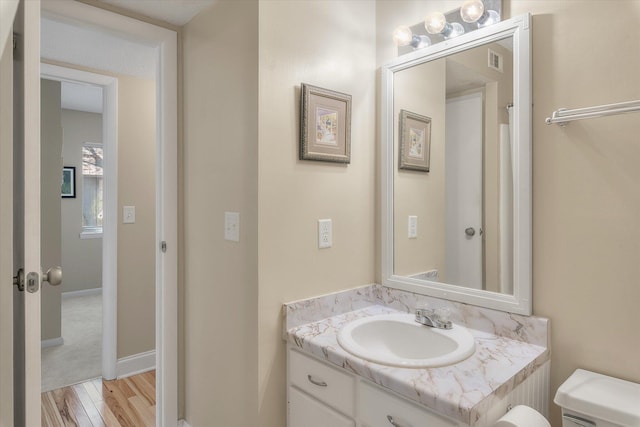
(337, 313, 475, 368)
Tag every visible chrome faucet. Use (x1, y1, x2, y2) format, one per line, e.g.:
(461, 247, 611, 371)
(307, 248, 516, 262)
(415, 308, 452, 329)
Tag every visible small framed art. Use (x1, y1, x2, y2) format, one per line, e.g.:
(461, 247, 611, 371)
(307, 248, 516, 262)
(399, 109, 431, 172)
(61, 166, 76, 198)
(300, 83, 352, 164)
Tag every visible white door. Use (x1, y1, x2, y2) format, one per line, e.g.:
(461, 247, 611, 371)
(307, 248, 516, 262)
(445, 92, 483, 289)
(9, 1, 43, 426)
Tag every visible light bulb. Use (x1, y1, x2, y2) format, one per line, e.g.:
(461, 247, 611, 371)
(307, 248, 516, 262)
(424, 12, 447, 34)
(424, 12, 464, 39)
(392, 25, 413, 47)
(478, 9, 500, 27)
(413, 35, 432, 49)
(446, 22, 465, 38)
(460, 0, 485, 23)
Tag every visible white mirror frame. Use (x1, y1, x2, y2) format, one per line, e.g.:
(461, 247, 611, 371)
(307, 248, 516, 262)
(381, 14, 532, 315)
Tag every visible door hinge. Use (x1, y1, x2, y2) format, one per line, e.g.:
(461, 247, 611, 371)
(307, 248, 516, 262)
(161, 241, 167, 253)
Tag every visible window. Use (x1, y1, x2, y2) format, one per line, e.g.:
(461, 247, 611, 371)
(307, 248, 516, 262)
(82, 143, 103, 236)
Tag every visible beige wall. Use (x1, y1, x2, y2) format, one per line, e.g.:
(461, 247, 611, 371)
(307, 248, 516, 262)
(257, 1, 376, 425)
(378, 2, 640, 426)
(116, 75, 156, 358)
(393, 61, 447, 278)
(40, 79, 62, 341)
(60, 109, 102, 293)
(182, 0, 259, 425)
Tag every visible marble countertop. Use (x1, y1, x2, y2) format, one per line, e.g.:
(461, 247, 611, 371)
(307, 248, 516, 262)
(285, 303, 549, 425)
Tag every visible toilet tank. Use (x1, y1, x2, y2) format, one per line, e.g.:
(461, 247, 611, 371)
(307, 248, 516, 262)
(554, 369, 640, 427)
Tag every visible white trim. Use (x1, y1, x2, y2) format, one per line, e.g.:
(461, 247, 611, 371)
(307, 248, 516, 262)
(41, 62, 119, 383)
(178, 421, 192, 427)
(41, 3, 179, 425)
(116, 350, 156, 379)
(40, 337, 63, 349)
(61, 288, 102, 299)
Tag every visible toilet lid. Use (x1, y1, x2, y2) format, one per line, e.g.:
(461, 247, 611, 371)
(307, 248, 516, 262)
(554, 369, 640, 426)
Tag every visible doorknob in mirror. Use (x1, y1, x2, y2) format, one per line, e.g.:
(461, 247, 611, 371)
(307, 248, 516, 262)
(43, 266, 62, 286)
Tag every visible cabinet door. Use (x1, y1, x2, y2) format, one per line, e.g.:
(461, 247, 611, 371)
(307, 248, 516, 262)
(289, 386, 355, 427)
(359, 382, 457, 427)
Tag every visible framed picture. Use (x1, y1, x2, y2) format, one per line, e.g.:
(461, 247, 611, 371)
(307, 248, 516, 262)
(399, 109, 432, 172)
(300, 83, 352, 164)
(61, 166, 76, 198)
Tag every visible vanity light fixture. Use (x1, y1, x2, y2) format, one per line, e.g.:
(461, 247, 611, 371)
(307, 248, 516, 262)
(424, 12, 464, 39)
(460, 0, 500, 27)
(393, 0, 502, 53)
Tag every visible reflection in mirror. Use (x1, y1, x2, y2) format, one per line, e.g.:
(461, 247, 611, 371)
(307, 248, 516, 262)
(393, 37, 514, 294)
(382, 14, 532, 315)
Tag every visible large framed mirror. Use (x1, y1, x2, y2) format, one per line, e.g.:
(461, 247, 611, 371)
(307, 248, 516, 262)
(381, 14, 532, 315)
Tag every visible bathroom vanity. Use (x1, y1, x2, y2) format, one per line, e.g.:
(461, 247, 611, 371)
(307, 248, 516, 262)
(284, 285, 550, 427)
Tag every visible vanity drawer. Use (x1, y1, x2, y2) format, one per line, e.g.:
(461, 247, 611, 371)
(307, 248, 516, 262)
(289, 349, 355, 417)
(289, 386, 355, 427)
(358, 381, 457, 427)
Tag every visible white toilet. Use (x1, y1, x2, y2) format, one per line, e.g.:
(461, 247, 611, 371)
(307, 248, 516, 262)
(495, 369, 640, 427)
(554, 369, 640, 427)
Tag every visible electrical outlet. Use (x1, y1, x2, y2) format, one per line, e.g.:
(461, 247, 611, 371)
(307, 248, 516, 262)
(224, 211, 240, 242)
(408, 215, 417, 238)
(318, 219, 332, 249)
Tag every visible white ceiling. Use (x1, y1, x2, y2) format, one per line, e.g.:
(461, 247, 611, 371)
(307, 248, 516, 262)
(61, 81, 103, 114)
(98, 0, 217, 26)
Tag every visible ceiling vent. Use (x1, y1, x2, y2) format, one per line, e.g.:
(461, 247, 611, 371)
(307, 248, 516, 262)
(488, 49, 503, 73)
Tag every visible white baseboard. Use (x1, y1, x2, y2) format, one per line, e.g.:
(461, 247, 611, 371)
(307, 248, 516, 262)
(41, 336, 64, 349)
(62, 288, 102, 299)
(116, 350, 156, 379)
(178, 421, 191, 427)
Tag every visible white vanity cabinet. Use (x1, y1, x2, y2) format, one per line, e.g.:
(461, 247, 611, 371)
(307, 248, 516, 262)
(288, 348, 458, 427)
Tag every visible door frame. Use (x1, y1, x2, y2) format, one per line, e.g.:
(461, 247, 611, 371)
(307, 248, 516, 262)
(40, 63, 119, 380)
(41, 2, 178, 425)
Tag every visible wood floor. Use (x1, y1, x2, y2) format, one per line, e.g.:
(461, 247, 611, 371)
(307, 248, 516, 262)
(41, 371, 156, 427)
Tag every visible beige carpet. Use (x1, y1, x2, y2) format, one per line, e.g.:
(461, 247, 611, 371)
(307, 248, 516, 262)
(41, 293, 102, 392)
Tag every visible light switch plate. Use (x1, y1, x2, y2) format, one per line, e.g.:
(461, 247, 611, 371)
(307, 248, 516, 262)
(408, 215, 417, 239)
(123, 206, 135, 224)
(318, 219, 332, 249)
(225, 211, 240, 242)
